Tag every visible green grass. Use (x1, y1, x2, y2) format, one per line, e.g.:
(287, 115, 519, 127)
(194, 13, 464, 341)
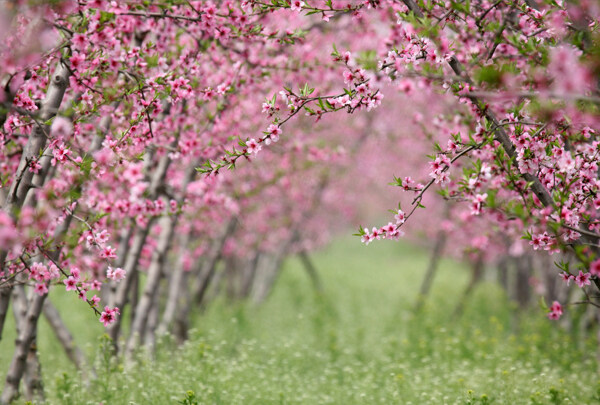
(2, 236, 599, 404)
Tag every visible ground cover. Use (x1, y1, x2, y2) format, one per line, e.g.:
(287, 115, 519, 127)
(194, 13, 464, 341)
(1, 236, 597, 404)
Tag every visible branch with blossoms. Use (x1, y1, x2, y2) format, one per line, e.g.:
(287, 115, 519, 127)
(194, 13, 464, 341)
(198, 47, 383, 175)
(248, 0, 369, 17)
(0, 258, 32, 289)
(357, 140, 481, 245)
(37, 247, 124, 328)
(395, 0, 600, 316)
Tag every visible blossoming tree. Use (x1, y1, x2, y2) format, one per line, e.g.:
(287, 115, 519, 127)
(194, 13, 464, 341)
(1, 0, 600, 403)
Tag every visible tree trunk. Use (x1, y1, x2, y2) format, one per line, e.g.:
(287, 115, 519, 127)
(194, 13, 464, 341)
(191, 218, 237, 304)
(239, 252, 260, 300)
(102, 224, 134, 306)
(11, 285, 44, 403)
(1, 292, 48, 404)
(0, 62, 70, 342)
(251, 248, 289, 304)
(453, 254, 485, 318)
(298, 250, 323, 293)
(106, 150, 172, 347)
(157, 231, 190, 337)
(126, 215, 176, 356)
(143, 287, 161, 354)
(173, 274, 191, 345)
(106, 226, 151, 344)
(497, 256, 509, 293)
(514, 254, 532, 308)
(251, 228, 299, 304)
(414, 230, 446, 312)
(42, 299, 87, 373)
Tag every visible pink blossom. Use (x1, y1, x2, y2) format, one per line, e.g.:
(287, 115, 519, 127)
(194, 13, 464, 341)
(51, 143, 71, 165)
(590, 259, 600, 276)
(50, 116, 73, 138)
(575, 270, 592, 288)
(29, 160, 42, 174)
(266, 124, 282, 143)
(34, 283, 48, 296)
(559, 271, 574, 286)
(0, 212, 18, 251)
(470, 193, 487, 216)
(99, 246, 117, 259)
(361, 232, 373, 246)
(394, 210, 406, 224)
(95, 230, 110, 245)
(64, 276, 78, 291)
(107, 266, 126, 281)
(69, 52, 85, 69)
(170, 199, 178, 213)
(548, 301, 563, 320)
(246, 138, 261, 155)
(99, 306, 120, 327)
(70, 267, 81, 281)
(370, 227, 382, 240)
(290, 1, 306, 12)
(90, 295, 101, 307)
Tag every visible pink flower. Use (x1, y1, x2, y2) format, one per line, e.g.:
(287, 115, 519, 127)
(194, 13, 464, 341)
(550, 301, 563, 315)
(590, 259, 600, 276)
(575, 270, 591, 288)
(90, 295, 101, 307)
(361, 232, 373, 246)
(51, 143, 71, 165)
(107, 266, 126, 281)
(548, 301, 563, 320)
(70, 52, 85, 69)
(50, 116, 73, 138)
(470, 193, 487, 215)
(246, 138, 261, 155)
(342, 70, 354, 85)
(99, 306, 120, 327)
(266, 124, 282, 143)
(559, 271, 574, 286)
(262, 102, 273, 114)
(548, 310, 561, 320)
(34, 283, 48, 296)
(382, 222, 396, 234)
(99, 246, 117, 259)
(290, 0, 305, 12)
(95, 230, 110, 245)
(394, 210, 406, 225)
(72, 33, 87, 50)
(0, 212, 18, 250)
(64, 276, 78, 291)
(70, 267, 81, 281)
(29, 160, 42, 174)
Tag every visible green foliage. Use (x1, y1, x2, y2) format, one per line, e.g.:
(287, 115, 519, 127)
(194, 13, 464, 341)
(178, 390, 199, 405)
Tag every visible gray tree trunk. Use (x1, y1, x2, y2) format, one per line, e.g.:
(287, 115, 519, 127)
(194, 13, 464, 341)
(126, 215, 176, 356)
(0, 62, 70, 342)
(42, 299, 87, 373)
(414, 230, 446, 312)
(156, 231, 191, 337)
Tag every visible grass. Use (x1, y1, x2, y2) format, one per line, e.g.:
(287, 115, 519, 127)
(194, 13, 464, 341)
(1, 235, 599, 404)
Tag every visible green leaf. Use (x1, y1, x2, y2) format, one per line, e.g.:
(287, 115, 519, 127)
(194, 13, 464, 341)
(474, 66, 502, 86)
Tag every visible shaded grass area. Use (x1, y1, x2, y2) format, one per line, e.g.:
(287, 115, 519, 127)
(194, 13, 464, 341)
(1, 236, 599, 404)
